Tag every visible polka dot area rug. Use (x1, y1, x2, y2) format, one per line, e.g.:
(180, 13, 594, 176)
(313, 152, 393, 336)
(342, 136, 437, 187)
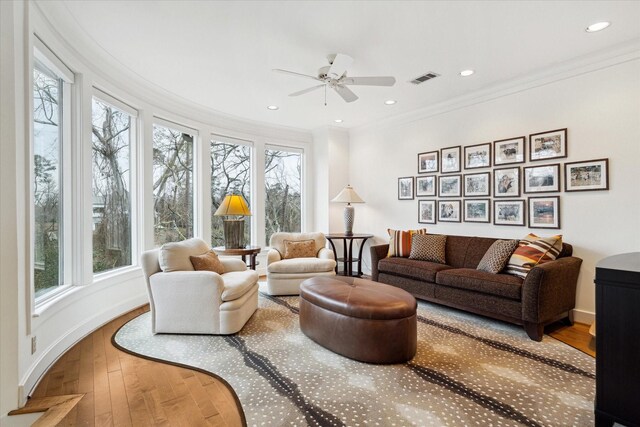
(113, 294, 594, 426)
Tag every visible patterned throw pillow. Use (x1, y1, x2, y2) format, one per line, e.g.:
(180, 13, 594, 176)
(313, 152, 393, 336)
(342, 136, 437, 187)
(387, 228, 427, 258)
(283, 239, 317, 259)
(477, 239, 519, 274)
(408, 234, 447, 264)
(504, 234, 563, 278)
(190, 250, 225, 274)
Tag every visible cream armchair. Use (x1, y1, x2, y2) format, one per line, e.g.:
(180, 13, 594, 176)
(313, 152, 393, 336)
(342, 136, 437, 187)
(265, 232, 336, 295)
(140, 238, 259, 334)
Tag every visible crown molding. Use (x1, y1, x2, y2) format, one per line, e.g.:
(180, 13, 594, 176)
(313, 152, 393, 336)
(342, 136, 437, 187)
(350, 39, 640, 137)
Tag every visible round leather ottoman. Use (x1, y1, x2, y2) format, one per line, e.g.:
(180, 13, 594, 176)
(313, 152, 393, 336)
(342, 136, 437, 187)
(299, 276, 417, 364)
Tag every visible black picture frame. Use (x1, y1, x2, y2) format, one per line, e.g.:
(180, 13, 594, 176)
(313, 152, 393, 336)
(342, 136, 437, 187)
(416, 175, 437, 197)
(463, 199, 491, 223)
(438, 200, 462, 222)
(494, 167, 521, 198)
(494, 136, 526, 165)
(564, 158, 609, 192)
(440, 146, 461, 173)
(398, 177, 414, 200)
(463, 172, 491, 197)
(493, 199, 526, 226)
(529, 128, 567, 162)
(418, 151, 439, 174)
(418, 200, 437, 224)
(438, 174, 462, 197)
(523, 163, 561, 194)
(528, 196, 561, 229)
(464, 142, 491, 169)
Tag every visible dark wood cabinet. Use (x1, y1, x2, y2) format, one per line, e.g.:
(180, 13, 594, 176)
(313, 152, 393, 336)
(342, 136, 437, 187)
(595, 252, 640, 427)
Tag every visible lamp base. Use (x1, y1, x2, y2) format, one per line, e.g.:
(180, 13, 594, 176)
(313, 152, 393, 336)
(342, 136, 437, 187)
(344, 205, 354, 236)
(223, 219, 245, 249)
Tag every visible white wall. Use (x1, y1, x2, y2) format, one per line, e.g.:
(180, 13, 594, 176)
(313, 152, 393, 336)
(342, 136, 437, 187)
(349, 59, 640, 322)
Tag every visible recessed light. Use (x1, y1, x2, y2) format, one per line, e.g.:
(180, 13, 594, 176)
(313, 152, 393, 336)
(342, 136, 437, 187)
(460, 69, 475, 77)
(586, 21, 611, 33)
(267, 105, 279, 110)
(334, 119, 343, 123)
(384, 100, 397, 105)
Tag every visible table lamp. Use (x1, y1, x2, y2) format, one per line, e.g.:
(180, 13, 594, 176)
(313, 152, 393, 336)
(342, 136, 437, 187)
(331, 185, 365, 236)
(214, 194, 252, 249)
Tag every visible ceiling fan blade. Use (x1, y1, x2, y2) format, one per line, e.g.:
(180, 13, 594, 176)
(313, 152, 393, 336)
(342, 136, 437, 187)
(333, 85, 358, 103)
(327, 54, 353, 79)
(343, 76, 396, 86)
(273, 69, 322, 82)
(289, 84, 325, 97)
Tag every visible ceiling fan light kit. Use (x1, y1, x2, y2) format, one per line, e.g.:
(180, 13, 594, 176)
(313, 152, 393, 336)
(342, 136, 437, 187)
(274, 53, 396, 104)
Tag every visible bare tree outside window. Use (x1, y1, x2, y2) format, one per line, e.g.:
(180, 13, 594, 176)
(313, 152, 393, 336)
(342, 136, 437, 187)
(153, 124, 194, 245)
(91, 98, 132, 273)
(264, 149, 302, 245)
(211, 141, 251, 247)
(33, 66, 62, 297)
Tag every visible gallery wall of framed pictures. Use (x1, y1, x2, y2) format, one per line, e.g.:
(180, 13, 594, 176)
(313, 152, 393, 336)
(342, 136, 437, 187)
(400, 127, 610, 229)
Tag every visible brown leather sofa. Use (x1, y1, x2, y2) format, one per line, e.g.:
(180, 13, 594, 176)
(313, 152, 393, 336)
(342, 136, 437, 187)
(370, 235, 582, 341)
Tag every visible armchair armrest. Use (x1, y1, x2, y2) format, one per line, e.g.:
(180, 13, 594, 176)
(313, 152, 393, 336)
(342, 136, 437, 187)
(220, 258, 248, 272)
(267, 248, 282, 266)
(521, 256, 583, 323)
(317, 247, 335, 260)
(370, 244, 390, 281)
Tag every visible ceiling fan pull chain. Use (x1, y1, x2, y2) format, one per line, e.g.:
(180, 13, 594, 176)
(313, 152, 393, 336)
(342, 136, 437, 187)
(324, 84, 327, 106)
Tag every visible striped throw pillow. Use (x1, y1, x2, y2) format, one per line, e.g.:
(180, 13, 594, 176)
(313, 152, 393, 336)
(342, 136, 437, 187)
(504, 233, 563, 278)
(387, 228, 427, 258)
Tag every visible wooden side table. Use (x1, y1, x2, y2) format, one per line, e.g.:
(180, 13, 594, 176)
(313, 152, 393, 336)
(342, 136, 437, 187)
(325, 233, 373, 277)
(212, 245, 261, 270)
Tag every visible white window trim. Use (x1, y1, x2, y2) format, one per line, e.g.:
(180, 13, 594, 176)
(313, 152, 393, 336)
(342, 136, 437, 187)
(92, 87, 139, 118)
(153, 116, 199, 137)
(34, 35, 74, 83)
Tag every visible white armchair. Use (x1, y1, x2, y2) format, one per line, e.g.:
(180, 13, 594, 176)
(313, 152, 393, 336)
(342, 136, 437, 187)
(265, 232, 336, 295)
(140, 238, 259, 334)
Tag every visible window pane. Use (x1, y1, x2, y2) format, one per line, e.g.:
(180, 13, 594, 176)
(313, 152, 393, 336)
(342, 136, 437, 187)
(91, 98, 132, 273)
(264, 149, 302, 245)
(211, 141, 251, 247)
(153, 124, 194, 245)
(33, 66, 62, 298)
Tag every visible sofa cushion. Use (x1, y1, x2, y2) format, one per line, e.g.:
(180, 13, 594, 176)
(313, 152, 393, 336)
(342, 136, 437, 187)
(504, 233, 563, 278)
(477, 240, 519, 274)
(435, 268, 523, 300)
(190, 250, 225, 274)
(268, 258, 336, 274)
(387, 228, 427, 258)
(283, 239, 317, 259)
(409, 234, 447, 263)
(221, 270, 259, 301)
(378, 257, 453, 282)
(159, 238, 210, 272)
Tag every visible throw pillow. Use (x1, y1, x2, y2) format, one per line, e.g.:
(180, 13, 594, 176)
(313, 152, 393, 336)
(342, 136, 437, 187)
(504, 233, 563, 278)
(476, 239, 519, 274)
(190, 250, 225, 274)
(409, 234, 447, 264)
(283, 239, 317, 259)
(387, 228, 427, 257)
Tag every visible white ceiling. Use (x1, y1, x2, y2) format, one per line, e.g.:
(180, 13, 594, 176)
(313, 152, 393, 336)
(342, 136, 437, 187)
(47, 1, 640, 131)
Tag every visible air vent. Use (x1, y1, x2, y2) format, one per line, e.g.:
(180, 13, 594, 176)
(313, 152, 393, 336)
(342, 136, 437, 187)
(410, 72, 440, 85)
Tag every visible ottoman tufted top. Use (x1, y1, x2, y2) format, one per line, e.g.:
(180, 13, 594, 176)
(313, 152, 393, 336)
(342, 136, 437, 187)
(300, 276, 417, 320)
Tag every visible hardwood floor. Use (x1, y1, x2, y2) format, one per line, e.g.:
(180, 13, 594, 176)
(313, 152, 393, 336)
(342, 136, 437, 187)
(18, 307, 594, 426)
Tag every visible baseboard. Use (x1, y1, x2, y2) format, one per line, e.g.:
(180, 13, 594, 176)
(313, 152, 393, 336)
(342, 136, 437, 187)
(18, 293, 148, 404)
(572, 309, 595, 325)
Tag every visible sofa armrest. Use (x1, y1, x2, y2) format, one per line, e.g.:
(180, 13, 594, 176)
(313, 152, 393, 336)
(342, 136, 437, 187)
(267, 248, 282, 266)
(370, 244, 389, 282)
(521, 256, 583, 323)
(317, 247, 335, 260)
(220, 258, 248, 272)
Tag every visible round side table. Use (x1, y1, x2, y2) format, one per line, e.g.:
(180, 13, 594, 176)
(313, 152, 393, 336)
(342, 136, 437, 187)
(212, 245, 261, 270)
(325, 233, 373, 277)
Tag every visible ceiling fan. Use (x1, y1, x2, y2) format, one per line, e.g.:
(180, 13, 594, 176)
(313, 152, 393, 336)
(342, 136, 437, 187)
(273, 53, 396, 104)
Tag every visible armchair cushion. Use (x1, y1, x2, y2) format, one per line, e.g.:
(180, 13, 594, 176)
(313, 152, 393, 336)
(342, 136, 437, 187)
(268, 258, 336, 274)
(190, 250, 225, 274)
(159, 238, 210, 272)
(221, 270, 260, 301)
(284, 239, 317, 259)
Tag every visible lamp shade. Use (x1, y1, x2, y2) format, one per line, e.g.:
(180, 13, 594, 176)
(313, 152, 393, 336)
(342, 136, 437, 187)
(214, 194, 252, 216)
(331, 185, 365, 204)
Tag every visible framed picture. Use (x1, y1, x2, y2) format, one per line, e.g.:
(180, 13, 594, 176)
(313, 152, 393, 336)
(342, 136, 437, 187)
(438, 200, 461, 222)
(494, 200, 526, 226)
(418, 151, 439, 174)
(438, 174, 461, 197)
(464, 199, 490, 223)
(565, 158, 609, 192)
(440, 146, 461, 173)
(529, 128, 567, 161)
(524, 164, 560, 193)
(416, 175, 437, 197)
(398, 177, 414, 200)
(418, 200, 436, 224)
(494, 136, 526, 165)
(463, 172, 490, 197)
(528, 196, 560, 229)
(494, 167, 520, 198)
(464, 143, 491, 169)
